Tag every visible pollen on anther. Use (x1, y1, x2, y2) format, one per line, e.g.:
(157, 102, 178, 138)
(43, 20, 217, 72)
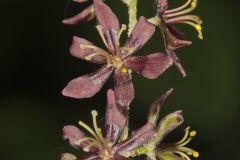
(191, 0, 197, 8)
(193, 151, 199, 157)
(121, 67, 128, 74)
(190, 130, 197, 137)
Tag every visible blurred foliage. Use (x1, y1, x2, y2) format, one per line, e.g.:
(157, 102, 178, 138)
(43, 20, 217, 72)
(0, 0, 240, 160)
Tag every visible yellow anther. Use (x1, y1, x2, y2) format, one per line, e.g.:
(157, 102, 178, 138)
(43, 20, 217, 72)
(91, 110, 98, 116)
(190, 130, 197, 137)
(121, 66, 128, 74)
(195, 24, 202, 31)
(191, 0, 197, 9)
(193, 151, 199, 157)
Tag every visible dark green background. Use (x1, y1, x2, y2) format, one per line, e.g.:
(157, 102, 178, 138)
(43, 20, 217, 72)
(1, 0, 239, 160)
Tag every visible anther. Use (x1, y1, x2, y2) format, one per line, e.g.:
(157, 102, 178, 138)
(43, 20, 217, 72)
(190, 130, 197, 137)
(193, 151, 199, 158)
(121, 66, 128, 74)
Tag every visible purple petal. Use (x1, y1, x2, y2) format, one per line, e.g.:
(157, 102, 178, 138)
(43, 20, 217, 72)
(105, 89, 127, 144)
(115, 123, 156, 152)
(94, 0, 120, 54)
(70, 36, 106, 64)
(123, 16, 155, 57)
(160, 25, 192, 50)
(62, 125, 97, 152)
(62, 5, 95, 25)
(148, 88, 174, 125)
(62, 65, 113, 99)
(114, 69, 134, 107)
(167, 49, 187, 77)
(125, 53, 173, 79)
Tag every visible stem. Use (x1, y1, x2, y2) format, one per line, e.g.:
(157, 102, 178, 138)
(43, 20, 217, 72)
(121, 0, 138, 37)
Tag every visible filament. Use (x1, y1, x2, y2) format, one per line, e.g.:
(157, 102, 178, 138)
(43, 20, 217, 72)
(165, 0, 192, 14)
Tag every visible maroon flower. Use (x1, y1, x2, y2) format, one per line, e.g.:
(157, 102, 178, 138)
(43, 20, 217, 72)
(61, 89, 156, 160)
(62, 0, 173, 106)
(62, 0, 96, 25)
(60, 89, 186, 160)
(155, 0, 203, 77)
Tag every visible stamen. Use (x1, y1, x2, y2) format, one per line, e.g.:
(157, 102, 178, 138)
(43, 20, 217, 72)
(165, 0, 198, 18)
(83, 142, 98, 152)
(121, 66, 128, 74)
(91, 110, 105, 143)
(177, 21, 203, 39)
(96, 25, 109, 49)
(174, 127, 190, 145)
(190, 130, 197, 137)
(80, 44, 98, 50)
(79, 121, 100, 141)
(193, 151, 199, 157)
(174, 151, 191, 160)
(118, 24, 127, 41)
(165, 15, 202, 25)
(165, 0, 192, 14)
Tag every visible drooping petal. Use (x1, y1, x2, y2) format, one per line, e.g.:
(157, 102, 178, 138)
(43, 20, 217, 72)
(105, 89, 127, 144)
(94, 0, 120, 54)
(125, 53, 173, 79)
(63, 125, 98, 152)
(62, 5, 95, 25)
(115, 123, 156, 153)
(147, 88, 173, 125)
(60, 153, 77, 160)
(122, 16, 155, 57)
(167, 49, 187, 77)
(114, 69, 134, 107)
(62, 65, 113, 99)
(70, 36, 106, 64)
(160, 24, 192, 50)
(154, 110, 184, 145)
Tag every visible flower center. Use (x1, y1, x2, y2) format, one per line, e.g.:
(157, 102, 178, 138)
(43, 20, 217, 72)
(80, 24, 133, 74)
(76, 110, 115, 160)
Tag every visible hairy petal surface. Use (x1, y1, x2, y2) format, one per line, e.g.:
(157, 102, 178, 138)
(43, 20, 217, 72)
(105, 89, 127, 144)
(62, 125, 97, 152)
(147, 88, 174, 125)
(114, 69, 134, 107)
(94, 0, 120, 54)
(62, 65, 113, 99)
(62, 5, 95, 25)
(115, 123, 156, 152)
(125, 53, 173, 79)
(70, 36, 106, 64)
(123, 16, 155, 57)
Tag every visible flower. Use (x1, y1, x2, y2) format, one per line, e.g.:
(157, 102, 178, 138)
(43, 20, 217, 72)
(62, 0, 96, 25)
(61, 89, 156, 160)
(62, 0, 173, 106)
(61, 89, 195, 160)
(149, 0, 203, 77)
(122, 89, 199, 160)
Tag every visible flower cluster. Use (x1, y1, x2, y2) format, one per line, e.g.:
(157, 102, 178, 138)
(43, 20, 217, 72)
(60, 0, 203, 160)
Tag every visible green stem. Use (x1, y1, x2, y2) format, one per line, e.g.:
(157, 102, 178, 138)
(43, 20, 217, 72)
(121, 0, 138, 37)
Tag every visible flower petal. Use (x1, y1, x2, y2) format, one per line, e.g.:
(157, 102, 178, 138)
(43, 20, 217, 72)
(147, 88, 173, 125)
(125, 53, 173, 79)
(60, 153, 77, 160)
(114, 69, 134, 107)
(63, 125, 98, 152)
(160, 24, 192, 50)
(62, 65, 113, 99)
(154, 110, 184, 145)
(70, 36, 106, 64)
(167, 49, 187, 77)
(115, 123, 156, 152)
(62, 5, 95, 25)
(94, 0, 120, 54)
(123, 16, 155, 57)
(105, 89, 127, 144)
